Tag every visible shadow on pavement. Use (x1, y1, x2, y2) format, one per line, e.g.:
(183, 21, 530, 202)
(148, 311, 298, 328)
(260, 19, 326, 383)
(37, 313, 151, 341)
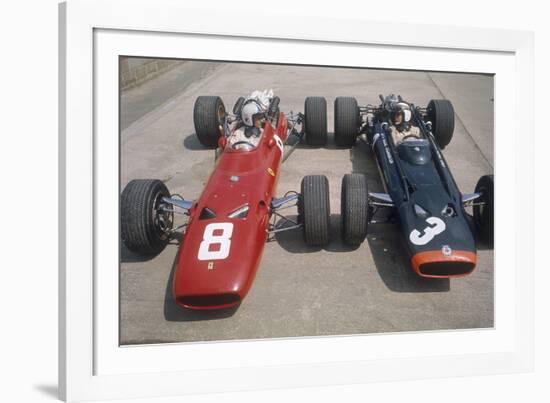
(163, 249, 240, 322)
(293, 132, 360, 150)
(367, 224, 450, 293)
(121, 233, 183, 263)
(182, 133, 207, 150)
(275, 214, 359, 254)
(120, 244, 158, 263)
(476, 238, 494, 251)
(350, 139, 384, 181)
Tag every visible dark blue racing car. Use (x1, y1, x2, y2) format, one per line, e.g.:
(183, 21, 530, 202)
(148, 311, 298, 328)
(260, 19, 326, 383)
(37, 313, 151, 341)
(334, 94, 493, 278)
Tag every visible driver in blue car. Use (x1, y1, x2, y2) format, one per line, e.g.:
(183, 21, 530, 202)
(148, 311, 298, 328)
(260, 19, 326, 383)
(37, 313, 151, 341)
(389, 103, 421, 145)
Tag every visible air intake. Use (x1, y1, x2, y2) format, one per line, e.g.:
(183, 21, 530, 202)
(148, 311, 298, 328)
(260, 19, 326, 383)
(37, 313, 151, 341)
(419, 261, 475, 277)
(177, 293, 241, 308)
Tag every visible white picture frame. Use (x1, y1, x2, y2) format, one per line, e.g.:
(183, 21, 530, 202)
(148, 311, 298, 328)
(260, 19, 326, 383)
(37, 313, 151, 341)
(59, 0, 534, 401)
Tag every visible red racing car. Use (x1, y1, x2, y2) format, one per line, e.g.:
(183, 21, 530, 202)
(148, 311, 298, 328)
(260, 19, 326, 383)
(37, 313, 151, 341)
(121, 91, 330, 310)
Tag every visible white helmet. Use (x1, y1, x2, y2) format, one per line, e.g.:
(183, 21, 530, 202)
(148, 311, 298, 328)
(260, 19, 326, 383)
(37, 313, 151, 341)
(391, 102, 412, 131)
(395, 102, 412, 123)
(241, 100, 264, 127)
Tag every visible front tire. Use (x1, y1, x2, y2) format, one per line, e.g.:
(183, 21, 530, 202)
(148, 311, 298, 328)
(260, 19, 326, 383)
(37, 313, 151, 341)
(304, 97, 328, 146)
(473, 174, 494, 245)
(427, 99, 454, 149)
(341, 174, 369, 246)
(121, 179, 173, 255)
(300, 175, 331, 246)
(334, 97, 359, 147)
(193, 96, 225, 148)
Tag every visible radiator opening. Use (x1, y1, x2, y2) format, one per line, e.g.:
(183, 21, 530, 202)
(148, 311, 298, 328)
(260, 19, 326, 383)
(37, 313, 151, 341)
(419, 261, 475, 277)
(177, 293, 241, 308)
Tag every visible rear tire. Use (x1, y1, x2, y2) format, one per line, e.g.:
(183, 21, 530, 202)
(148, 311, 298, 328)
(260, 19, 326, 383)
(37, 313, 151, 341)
(300, 175, 331, 246)
(304, 97, 328, 146)
(193, 96, 225, 148)
(121, 179, 173, 255)
(427, 99, 454, 149)
(341, 174, 369, 246)
(334, 97, 359, 147)
(473, 174, 494, 245)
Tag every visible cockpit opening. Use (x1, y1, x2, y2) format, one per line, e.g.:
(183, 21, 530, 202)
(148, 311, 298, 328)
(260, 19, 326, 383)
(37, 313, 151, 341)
(228, 125, 264, 151)
(397, 139, 432, 165)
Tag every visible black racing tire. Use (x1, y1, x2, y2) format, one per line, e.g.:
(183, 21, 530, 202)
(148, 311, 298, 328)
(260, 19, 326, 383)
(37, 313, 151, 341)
(233, 96, 245, 115)
(300, 175, 331, 246)
(334, 97, 359, 147)
(121, 179, 173, 255)
(473, 174, 494, 245)
(341, 173, 369, 246)
(304, 97, 328, 146)
(427, 99, 455, 149)
(193, 96, 225, 148)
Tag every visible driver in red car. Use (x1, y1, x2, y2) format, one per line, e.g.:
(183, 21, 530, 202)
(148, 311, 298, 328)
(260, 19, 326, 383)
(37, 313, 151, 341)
(389, 103, 421, 145)
(228, 90, 273, 150)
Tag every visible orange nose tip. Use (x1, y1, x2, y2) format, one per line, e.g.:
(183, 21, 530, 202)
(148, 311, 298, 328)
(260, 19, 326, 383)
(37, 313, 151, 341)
(411, 250, 477, 278)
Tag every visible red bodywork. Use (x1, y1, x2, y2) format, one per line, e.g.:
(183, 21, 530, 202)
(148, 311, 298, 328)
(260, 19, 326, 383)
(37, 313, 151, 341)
(173, 115, 289, 309)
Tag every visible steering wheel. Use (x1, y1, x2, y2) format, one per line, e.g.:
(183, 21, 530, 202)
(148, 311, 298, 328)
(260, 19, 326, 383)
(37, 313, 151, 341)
(402, 134, 420, 142)
(231, 140, 255, 150)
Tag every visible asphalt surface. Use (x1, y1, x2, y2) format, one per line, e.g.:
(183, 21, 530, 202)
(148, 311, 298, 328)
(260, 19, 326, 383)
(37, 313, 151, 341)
(120, 61, 494, 345)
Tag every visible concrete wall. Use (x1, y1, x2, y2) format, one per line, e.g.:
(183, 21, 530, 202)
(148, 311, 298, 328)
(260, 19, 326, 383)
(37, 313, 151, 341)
(119, 57, 184, 91)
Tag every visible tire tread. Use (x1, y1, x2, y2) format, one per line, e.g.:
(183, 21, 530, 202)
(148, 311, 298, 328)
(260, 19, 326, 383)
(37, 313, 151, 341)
(304, 97, 328, 146)
(341, 174, 369, 245)
(194, 96, 224, 148)
(301, 175, 331, 246)
(121, 179, 170, 255)
(334, 97, 359, 147)
(428, 99, 455, 149)
(473, 174, 494, 245)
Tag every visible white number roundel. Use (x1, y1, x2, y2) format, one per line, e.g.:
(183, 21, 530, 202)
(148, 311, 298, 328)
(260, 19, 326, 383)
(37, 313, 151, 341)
(409, 217, 446, 246)
(198, 223, 233, 260)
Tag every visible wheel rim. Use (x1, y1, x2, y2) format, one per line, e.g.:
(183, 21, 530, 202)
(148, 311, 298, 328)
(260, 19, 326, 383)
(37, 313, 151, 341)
(152, 191, 173, 241)
(217, 103, 225, 125)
